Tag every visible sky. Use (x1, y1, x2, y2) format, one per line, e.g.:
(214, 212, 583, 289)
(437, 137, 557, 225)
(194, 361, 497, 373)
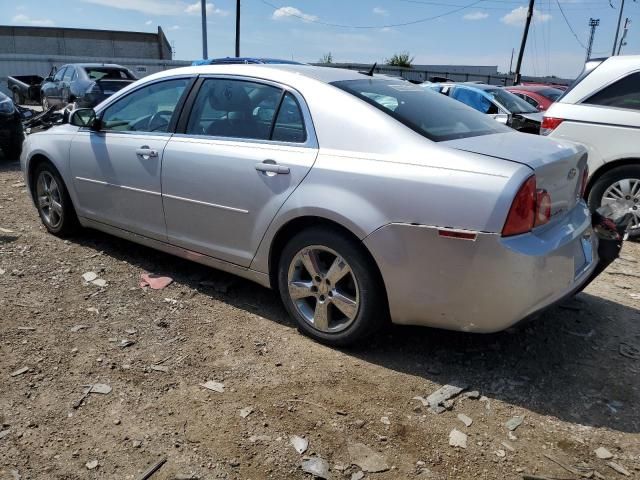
(3, 0, 639, 78)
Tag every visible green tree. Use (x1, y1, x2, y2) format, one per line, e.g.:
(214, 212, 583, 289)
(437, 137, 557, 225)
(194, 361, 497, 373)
(386, 52, 414, 68)
(319, 52, 333, 64)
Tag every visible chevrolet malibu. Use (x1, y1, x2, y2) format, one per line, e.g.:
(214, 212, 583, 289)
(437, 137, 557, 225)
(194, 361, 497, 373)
(21, 64, 599, 346)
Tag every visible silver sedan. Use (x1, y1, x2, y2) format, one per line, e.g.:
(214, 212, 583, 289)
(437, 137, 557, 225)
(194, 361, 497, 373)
(21, 64, 599, 346)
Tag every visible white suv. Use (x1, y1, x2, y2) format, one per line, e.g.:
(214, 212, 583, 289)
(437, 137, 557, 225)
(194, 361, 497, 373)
(543, 55, 640, 235)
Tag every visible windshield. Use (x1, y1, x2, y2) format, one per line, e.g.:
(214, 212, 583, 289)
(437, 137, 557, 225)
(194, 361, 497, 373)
(332, 79, 509, 142)
(538, 88, 563, 101)
(485, 88, 538, 114)
(83, 67, 135, 81)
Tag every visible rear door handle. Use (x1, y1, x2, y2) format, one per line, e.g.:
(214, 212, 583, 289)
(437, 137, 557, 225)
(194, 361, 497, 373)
(255, 161, 290, 175)
(136, 146, 158, 158)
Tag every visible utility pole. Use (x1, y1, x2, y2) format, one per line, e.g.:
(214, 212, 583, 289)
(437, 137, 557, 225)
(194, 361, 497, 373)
(201, 0, 208, 59)
(617, 17, 631, 54)
(509, 48, 515, 74)
(612, 0, 625, 56)
(513, 0, 535, 85)
(586, 18, 600, 61)
(235, 0, 241, 57)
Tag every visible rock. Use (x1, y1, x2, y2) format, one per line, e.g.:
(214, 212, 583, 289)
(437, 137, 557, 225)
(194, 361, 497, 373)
(118, 339, 135, 348)
(301, 457, 330, 479)
(0, 429, 10, 440)
(495, 449, 506, 458)
(381, 416, 391, 425)
(239, 406, 253, 418)
(90, 384, 112, 395)
(86, 460, 98, 470)
(132, 440, 142, 448)
(348, 442, 390, 473)
(125, 328, 137, 335)
(457, 413, 473, 427)
(92, 278, 107, 288)
(351, 472, 364, 480)
(70, 325, 88, 332)
(607, 461, 631, 476)
(505, 416, 524, 431)
(448, 429, 467, 449)
(290, 435, 308, 454)
(140, 273, 173, 290)
(10, 367, 28, 377)
(248, 435, 271, 443)
(508, 431, 518, 441)
(200, 380, 224, 393)
(463, 390, 480, 399)
(501, 441, 515, 452)
(82, 272, 98, 282)
(150, 365, 169, 373)
(424, 382, 467, 413)
(595, 447, 614, 459)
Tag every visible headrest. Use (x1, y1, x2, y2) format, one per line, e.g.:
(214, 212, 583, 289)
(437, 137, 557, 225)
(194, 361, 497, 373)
(208, 81, 251, 112)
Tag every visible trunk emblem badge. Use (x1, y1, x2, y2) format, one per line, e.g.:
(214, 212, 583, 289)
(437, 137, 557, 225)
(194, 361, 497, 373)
(567, 168, 577, 180)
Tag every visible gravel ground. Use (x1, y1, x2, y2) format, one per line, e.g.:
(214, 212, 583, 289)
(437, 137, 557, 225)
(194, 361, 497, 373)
(1, 152, 639, 480)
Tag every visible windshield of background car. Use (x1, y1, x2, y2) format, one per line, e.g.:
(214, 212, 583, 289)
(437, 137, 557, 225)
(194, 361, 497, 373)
(84, 67, 135, 81)
(332, 79, 510, 142)
(485, 88, 538, 114)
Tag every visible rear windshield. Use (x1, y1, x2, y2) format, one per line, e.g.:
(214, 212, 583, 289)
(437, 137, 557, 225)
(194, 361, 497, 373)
(83, 67, 135, 81)
(484, 88, 538, 114)
(332, 79, 509, 142)
(538, 88, 563, 101)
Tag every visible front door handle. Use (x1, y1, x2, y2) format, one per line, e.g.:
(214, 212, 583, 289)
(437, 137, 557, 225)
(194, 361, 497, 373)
(255, 160, 290, 175)
(136, 146, 158, 159)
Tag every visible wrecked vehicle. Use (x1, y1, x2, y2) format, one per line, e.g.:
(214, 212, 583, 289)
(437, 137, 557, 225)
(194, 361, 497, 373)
(8, 74, 44, 104)
(20, 64, 622, 346)
(0, 91, 24, 159)
(40, 64, 136, 110)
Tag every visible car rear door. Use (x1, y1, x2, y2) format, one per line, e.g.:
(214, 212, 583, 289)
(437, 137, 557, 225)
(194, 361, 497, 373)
(161, 76, 318, 267)
(47, 67, 67, 105)
(61, 66, 76, 104)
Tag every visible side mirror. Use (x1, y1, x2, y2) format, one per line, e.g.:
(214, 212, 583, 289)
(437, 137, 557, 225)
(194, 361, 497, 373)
(70, 108, 98, 129)
(493, 113, 510, 125)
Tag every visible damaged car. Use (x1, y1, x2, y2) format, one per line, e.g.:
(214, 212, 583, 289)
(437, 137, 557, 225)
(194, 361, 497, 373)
(20, 65, 622, 346)
(0, 91, 24, 160)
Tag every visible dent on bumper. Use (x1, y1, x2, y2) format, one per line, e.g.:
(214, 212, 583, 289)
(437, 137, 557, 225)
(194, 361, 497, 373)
(363, 203, 598, 333)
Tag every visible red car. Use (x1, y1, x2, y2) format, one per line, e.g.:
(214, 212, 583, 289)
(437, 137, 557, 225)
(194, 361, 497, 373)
(505, 85, 564, 112)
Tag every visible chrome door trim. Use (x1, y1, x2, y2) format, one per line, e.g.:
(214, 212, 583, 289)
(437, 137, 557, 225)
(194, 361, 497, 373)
(75, 176, 161, 196)
(162, 193, 249, 214)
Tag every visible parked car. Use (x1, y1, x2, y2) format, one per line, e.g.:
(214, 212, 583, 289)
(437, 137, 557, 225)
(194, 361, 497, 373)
(40, 64, 136, 110)
(426, 82, 543, 133)
(505, 85, 564, 111)
(542, 56, 640, 236)
(21, 64, 606, 346)
(8, 74, 44, 104)
(192, 57, 304, 66)
(0, 91, 24, 159)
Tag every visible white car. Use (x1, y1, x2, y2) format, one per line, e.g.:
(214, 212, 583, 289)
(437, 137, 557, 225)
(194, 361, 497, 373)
(542, 56, 640, 235)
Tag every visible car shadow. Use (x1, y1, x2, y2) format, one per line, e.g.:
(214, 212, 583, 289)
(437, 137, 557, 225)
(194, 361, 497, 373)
(0, 158, 21, 172)
(67, 226, 640, 434)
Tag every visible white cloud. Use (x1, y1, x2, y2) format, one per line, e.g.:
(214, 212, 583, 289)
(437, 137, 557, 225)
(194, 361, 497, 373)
(463, 11, 488, 21)
(184, 1, 228, 16)
(168, 24, 180, 30)
(501, 6, 551, 26)
(373, 7, 388, 16)
(12, 13, 54, 26)
(79, 0, 183, 16)
(272, 6, 318, 22)
(145, 19, 153, 25)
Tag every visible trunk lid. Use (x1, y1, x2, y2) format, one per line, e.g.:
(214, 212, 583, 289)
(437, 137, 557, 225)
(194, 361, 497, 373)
(96, 79, 135, 96)
(443, 132, 588, 222)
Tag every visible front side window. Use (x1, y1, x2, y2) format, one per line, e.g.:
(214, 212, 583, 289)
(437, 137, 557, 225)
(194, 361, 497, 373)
(100, 78, 189, 133)
(584, 72, 640, 111)
(53, 67, 66, 82)
(63, 67, 75, 82)
(451, 87, 497, 114)
(186, 78, 306, 142)
(332, 79, 509, 142)
(484, 88, 538, 114)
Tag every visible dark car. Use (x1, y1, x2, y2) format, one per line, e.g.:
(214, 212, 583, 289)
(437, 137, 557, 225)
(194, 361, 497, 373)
(505, 85, 564, 112)
(192, 57, 303, 66)
(40, 64, 137, 109)
(0, 91, 24, 160)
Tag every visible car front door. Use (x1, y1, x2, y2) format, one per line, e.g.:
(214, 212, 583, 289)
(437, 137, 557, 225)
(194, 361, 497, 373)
(161, 77, 318, 267)
(69, 77, 192, 241)
(61, 66, 76, 104)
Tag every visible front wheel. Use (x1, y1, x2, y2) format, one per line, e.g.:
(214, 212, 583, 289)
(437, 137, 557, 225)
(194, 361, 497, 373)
(33, 163, 79, 236)
(588, 165, 640, 238)
(277, 227, 387, 347)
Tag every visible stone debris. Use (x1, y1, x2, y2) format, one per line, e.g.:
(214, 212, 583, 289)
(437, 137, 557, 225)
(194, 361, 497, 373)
(150, 365, 169, 373)
(125, 328, 137, 335)
(351, 472, 364, 480)
(92, 278, 107, 288)
(86, 460, 98, 470)
(81, 272, 98, 282)
(348, 442, 390, 473)
(118, 339, 135, 348)
(290, 435, 309, 454)
(0, 429, 10, 440)
(495, 449, 506, 458)
(248, 435, 271, 443)
(239, 406, 253, 418)
(0, 227, 15, 233)
(505, 416, 524, 431)
(87, 308, 99, 314)
(10, 367, 28, 377)
(140, 273, 173, 290)
(448, 429, 467, 449)
(607, 461, 631, 476)
(463, 390, 480, 399)
(16, 326, 35, 331)
(501, 441, 515, 452)
(90, 384, 112, 395)
(200, 380, 224, 393)
(380, 416, 391, 425)
(423, 382, 468, 413)
(70, 325, 88, 332)
(595, 447, 614, 459)
(301, 457, 330, 479)
(457, 413, 473, 427)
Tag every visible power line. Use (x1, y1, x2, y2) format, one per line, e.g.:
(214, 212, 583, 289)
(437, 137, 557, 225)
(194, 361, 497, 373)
(555, 0, 587, 49)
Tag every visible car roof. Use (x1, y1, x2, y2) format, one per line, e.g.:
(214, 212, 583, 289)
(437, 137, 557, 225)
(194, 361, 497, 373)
(197, 57, 304, 65)
(63, 63, 127, 69)
(507, 85, 562, 93)
(431, 82, 499, 91)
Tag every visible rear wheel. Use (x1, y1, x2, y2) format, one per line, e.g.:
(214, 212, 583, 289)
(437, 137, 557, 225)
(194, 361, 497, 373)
(277, 227, 387, 347)
(33, 163, 79, 236)
(588, 165, 640, 238)
(42, 96, 50, 111)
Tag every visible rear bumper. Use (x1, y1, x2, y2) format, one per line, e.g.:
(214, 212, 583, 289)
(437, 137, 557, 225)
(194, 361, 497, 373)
(363, 201, 600, 333)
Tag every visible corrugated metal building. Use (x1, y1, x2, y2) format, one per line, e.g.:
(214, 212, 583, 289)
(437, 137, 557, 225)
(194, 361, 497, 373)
(0, 25, 190, 96)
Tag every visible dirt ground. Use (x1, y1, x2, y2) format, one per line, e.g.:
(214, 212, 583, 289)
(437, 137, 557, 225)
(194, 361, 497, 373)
(1, 153, 639, 480)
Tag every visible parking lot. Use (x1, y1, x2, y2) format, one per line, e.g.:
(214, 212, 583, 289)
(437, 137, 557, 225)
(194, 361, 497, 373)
(1, 152, 639, 479)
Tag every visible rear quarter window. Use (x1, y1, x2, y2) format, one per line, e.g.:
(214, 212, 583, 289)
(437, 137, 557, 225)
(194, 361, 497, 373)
(583, 72, 640, 111)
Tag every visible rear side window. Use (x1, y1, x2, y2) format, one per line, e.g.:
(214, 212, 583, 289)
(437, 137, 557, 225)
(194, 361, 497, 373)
(584, 72, 640, 111)
(272, 92, 306, 143)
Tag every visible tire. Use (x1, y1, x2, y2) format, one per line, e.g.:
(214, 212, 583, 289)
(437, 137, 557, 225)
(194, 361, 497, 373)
(588, 165, 640, 238)
(42, 96, 50, 111)
(32, 162, 79, 236)
(277, 227, 387, 347)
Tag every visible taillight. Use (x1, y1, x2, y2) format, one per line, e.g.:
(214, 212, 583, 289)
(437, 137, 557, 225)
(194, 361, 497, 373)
(502, 176, 536, 236)
(580, 165, 589, 197)
(535, 189, 551, 227)
(540, 116, 563, 136)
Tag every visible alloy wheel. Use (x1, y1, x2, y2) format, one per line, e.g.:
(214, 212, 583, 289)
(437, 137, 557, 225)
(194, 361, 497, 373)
(287, 245, 360, 333)
(601, 178, 640, 230)
(36, 171, 64, 229)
